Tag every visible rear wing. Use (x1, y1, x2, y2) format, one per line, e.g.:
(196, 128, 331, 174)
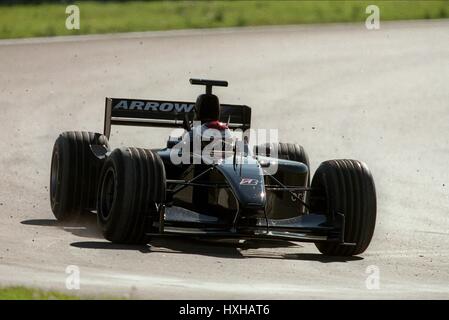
(103, 98, 251, 138)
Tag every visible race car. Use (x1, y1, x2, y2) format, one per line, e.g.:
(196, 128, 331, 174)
(49, 78, 376, 256)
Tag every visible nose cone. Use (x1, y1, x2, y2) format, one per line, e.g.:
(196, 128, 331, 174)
(216, 161, 266, 210)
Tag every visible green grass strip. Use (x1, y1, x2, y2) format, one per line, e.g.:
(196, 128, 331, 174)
(0, 1, 448, 39)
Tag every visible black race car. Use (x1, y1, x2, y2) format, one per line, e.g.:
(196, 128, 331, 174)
(50, 79, 376, 256)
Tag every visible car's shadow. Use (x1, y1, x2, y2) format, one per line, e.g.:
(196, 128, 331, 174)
(21, 217, 363, 263)
(21, 213, 103, 239)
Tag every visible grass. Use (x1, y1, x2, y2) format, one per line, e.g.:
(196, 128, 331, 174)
(0, 286, 81, 300)
(0, 285, 122, 300)
(0, 0, 448, 39)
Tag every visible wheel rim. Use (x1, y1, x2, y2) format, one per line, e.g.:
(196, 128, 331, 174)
(99, 167, 116, 220)
(50, 150, 59, 204)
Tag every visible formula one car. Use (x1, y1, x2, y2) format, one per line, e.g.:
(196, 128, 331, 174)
(49, 79, 376, 256)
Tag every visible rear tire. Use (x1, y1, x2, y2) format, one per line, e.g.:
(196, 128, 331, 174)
(50, 131, 110, 221)
(311, 159, 376, 256)
(254, 142, 309, 169)
(254, 142, 310, 185)
(97, 147, 166, 244)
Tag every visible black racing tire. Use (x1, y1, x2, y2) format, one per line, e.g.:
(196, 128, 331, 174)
(50, 131, 110, 221)
(97, 147, 166, 244)
(311, 159, 377, 256)
(254, 142, 310, 184)
(255, 142, 309, 168)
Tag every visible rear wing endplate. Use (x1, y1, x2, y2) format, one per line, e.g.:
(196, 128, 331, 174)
(104, 98, 251, 138)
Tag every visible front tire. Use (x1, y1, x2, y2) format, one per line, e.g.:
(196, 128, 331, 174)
(97, 147, 166, 244)
(311, 159, 376, 256)
(50, 131, 110, 221)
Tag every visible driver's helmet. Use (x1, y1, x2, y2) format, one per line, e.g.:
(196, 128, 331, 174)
(195, 93, 220, 122)
(188, 93, 233, 154)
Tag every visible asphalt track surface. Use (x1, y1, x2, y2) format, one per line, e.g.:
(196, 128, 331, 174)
(0, 20, 448, 299)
